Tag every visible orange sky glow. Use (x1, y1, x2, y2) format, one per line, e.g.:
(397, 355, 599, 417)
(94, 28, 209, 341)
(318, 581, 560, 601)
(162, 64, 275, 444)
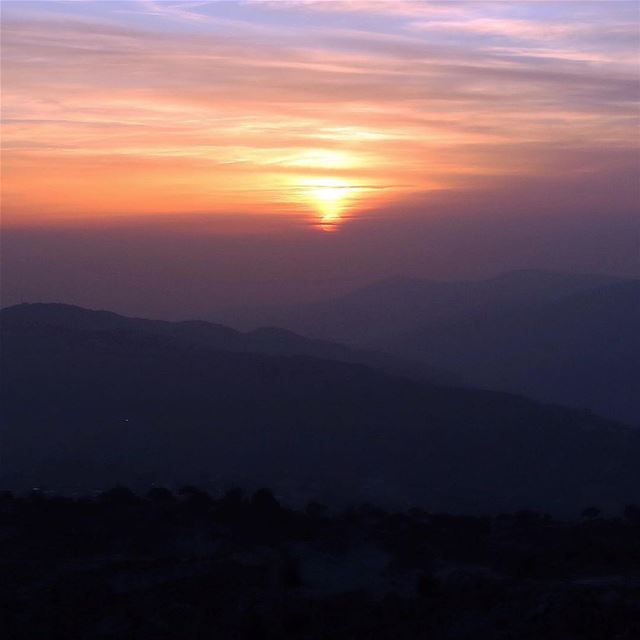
(1, 0, 638, 231)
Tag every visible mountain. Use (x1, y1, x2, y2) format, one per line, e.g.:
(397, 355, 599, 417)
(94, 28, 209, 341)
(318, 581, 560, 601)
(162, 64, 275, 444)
(216, 270, 624, 345)
(385, 280, 640, 425)
(213, 270, 638, 423)
(2, 305, 640, 515)
(0, 303, 457, 387)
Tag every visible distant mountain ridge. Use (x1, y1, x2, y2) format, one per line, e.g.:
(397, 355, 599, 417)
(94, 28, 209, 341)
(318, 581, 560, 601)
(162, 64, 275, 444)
(215, 270, 625, 343)
(385, 280, 640, 425)
(213, 270, 639, 424)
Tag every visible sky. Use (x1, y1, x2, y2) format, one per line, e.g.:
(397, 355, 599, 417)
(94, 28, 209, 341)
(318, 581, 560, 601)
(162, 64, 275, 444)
(1, 0, 639, 316)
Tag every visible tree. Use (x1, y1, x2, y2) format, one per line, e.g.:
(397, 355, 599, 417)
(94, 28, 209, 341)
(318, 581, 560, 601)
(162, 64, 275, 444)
(98, 486, 139, 506)
(581, 506, 601, 519)
(147, 486, 175, 504)
(251, 488, 281, 512)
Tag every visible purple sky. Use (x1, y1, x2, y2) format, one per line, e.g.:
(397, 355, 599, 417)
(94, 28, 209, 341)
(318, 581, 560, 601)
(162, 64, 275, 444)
(1, 1, 638, 317)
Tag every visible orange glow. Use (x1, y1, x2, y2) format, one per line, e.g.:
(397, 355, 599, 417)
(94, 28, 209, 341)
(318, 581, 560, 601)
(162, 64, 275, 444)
(1, 1, 636, 231)
(298, 177, 361, 231)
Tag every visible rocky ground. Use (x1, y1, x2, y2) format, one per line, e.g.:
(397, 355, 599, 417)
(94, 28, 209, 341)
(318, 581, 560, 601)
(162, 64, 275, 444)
(1, 488, 640, 639)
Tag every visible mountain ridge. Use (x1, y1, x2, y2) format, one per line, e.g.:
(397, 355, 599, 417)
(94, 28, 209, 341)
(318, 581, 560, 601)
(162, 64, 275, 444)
(214, 269, 627, 343)
(2, 302, 640, 514)
(0, 302, 459, 387)
(385, 280, 640, 425)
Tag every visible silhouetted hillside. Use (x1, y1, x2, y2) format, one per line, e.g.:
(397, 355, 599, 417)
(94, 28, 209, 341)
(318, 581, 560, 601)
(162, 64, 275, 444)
(386, 281, 640, 425)
(2, 307, 639, 515)
(0, 303, 457, 387)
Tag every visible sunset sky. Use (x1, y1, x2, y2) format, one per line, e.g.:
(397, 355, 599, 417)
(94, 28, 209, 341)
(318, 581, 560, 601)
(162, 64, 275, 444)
(3, 0, 638, 232)
(1, 1, 639, 316)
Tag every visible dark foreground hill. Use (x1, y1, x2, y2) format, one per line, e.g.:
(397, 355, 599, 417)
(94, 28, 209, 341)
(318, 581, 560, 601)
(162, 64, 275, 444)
(2, 489, 640, 640)
(2, 306, 640, 515)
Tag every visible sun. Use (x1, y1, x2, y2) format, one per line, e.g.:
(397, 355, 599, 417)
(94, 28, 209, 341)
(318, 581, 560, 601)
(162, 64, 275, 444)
(298, 177, 359, 231)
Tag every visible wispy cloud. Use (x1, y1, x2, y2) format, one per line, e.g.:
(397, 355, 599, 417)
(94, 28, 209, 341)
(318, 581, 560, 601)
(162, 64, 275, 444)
(1, 0, 637, 228)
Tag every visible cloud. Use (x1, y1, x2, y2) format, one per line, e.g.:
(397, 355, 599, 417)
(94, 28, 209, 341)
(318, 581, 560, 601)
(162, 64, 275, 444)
(1, 1, 637, 227)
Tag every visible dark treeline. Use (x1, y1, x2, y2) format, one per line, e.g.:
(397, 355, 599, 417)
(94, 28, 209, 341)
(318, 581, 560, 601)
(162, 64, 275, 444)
(2, 488, 640, 639)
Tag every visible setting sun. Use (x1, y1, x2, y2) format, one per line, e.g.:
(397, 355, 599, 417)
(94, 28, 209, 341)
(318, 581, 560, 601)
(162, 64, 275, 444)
(298, 177, 360, 231)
